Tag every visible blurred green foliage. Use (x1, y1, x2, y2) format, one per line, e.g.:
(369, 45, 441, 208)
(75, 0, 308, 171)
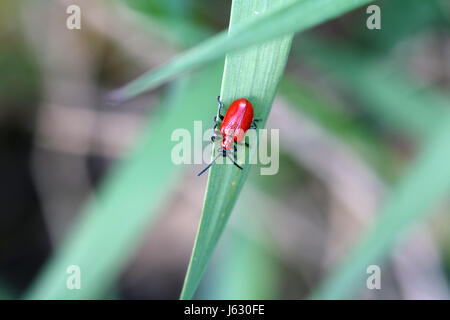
(0, 0, 448, 300)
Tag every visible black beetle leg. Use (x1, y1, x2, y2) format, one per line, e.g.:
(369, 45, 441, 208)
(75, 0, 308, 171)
(217, 96, 225, 120)
(250, 117, 261, 129)
(237, 141, 249, 148)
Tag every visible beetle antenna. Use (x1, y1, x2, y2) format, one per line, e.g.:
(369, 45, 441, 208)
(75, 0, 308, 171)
(197, 153, 222, 176)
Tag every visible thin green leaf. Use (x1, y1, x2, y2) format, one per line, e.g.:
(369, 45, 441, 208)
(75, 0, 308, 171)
(180, 0, 294, 300)
(110, 0, 373, 102)
(292, 37, 449, 140)
(279, 75, 399, 180)
(199, 190, 280, 300)
(311, 113, 450, 299)
(24, 64, 222, 299)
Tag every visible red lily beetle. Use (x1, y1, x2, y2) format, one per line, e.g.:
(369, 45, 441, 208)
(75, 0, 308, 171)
(197, 96, 260, 176)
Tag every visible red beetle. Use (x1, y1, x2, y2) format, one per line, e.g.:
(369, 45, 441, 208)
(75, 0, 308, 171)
(198, 96, 260, 176)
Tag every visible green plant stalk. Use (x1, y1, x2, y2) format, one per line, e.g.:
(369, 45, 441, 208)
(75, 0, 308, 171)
(180, 0, 294, 300)
(111, 0, 373, 102)
(24, 64, 222, 299)
(311, 112, 450, 299)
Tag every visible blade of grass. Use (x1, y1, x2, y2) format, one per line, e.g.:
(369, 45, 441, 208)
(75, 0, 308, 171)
(311, 112, 450, 299)
(179, 0, 294, 300)
(122, 0, 211, 47)
(24, 63, 222, 299)
(292, 37, 449, 140)
(199, 187, 280, 300)
(279, 75, 399, 180)
(110, 0, 373, 102)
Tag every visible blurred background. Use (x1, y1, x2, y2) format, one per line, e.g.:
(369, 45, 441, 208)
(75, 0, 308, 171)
(1, 0, 450, 299)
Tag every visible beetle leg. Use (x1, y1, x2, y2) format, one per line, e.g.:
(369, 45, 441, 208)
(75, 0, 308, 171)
(250, 118, 261, 129)
(237, 141, 249, 148)
(212, 125, 221, 136)
(250, 117, 261, 129)
(214, 115, 223, 129)
(211, 128, 223, 142)
(213, 115, 223, 130)
(213, 115, 221, 129)
(213, 120, 223, 132)
(226, 152, 243, 170)
(216, 96, 225, 120)
(213, 96, 225, 130)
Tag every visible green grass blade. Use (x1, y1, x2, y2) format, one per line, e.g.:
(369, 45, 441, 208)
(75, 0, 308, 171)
(179, 0, 294, 300)
(24, 64, 222, 299)
(278, 75, 398, 180)
(197, 225, 281, 300)
(206, 231, 279, 300)
(110, 0, 373, 102)
(311, 113, 450, 299)
(293, 37, 449, 140)
(199, 189, 280, 300)
(124, 0, 211, 46)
